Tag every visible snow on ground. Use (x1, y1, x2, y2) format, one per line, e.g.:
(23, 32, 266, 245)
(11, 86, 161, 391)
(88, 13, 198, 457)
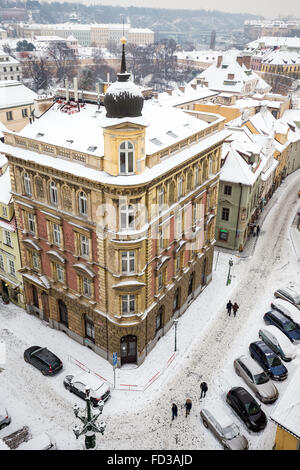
(0, 169, 299, 450)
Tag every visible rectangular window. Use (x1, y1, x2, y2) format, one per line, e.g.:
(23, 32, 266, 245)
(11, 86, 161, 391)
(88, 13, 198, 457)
(121, 251, 135, 273)
(83, 277, 91, 297)
(32, 252, 39, 270)
(221, 207, 230, 221)
(4, 230, 12, 247)
(194, 167, 199, 187)
(80, 235, 89, 257)
(22, 108, 28, 118)
(177, 177, 183, 199)
(158, 270, 163, 290)
(56, 263, 64, 283)
(28, 213, 35, 234)
(6, 111, 13, 121)
(176, 212, 182, 238)
(53, 223, 61, 246)
(8, 259, 16, 277)
(122, 294, 135, 314)
(2, 206, 7, 217)
(175, 255, 180, 273)
(224, 185, 232, 196)
(0, 254, 4, 271)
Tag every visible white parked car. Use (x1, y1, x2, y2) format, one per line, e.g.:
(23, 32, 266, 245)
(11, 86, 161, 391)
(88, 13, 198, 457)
(63, 371, 111, 407)
(17, 433, 56, 450)
(271, 299, 300, 325)
(200, 403, 248, 450)
(259, 325, 297, 361)
(0, 404, 11, 430)
(274, 287, 300, 309)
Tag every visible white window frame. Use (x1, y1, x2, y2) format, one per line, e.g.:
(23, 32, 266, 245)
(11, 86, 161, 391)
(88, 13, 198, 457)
(121, 294, 135, 314)
(121, 251, 135, 274)
(8, 258, 16, 277)
(53, 223, 61, 246)
(0, 253, 4, 271)
(119, 141, 134, 175)
(194, 167, 199, 187)
(79, 191, 88, 216)
(177, 176, 183, 199)
(158, 187, 164, 214)
(83, 277, 92, 297)
(28, 213, 35, 235)
(120, 205, 135, 231)
(56, 263, 64, 283)
(50, 181, 58, 206)
(4, 230, 12, 247)
(2, 206, 7, 217)
(24, 173, 32, 196)
(80, 234, 89, 257)
(158, 270, 163, 290)
(32, 251, 39, 270)
(176, 212, 182, 239)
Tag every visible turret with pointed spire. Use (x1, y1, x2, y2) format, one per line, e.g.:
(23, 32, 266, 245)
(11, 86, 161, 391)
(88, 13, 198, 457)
(104, 37, 144, 118)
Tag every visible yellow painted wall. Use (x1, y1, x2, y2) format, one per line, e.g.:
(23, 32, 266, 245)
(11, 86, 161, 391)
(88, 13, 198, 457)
(274, 426, 299, 450)
(194, 103, 241, 123)
(0, 104, 33, 132)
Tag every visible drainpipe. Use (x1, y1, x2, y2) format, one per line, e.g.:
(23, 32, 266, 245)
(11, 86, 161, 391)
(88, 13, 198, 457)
(234, 183, 243, 250)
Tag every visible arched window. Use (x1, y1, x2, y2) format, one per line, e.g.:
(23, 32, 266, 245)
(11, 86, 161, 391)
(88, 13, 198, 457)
(50, 181, 58, 205)
(78, 191, 88, 216)
(120, 205, 135, 230)
(119, 141, 134, 175)
(24, 173, 32, 196)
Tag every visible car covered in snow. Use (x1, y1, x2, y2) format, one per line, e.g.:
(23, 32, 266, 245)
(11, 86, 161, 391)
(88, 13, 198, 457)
(259, 325, 297, 362)
(0, 404, 11, 430)
(24, 346, 63, 376)
(249, 341, 288, 381)
(63, 371, 110, 407)
(263, 310, 300, 344)
(17, 433, 56, 450)
(233, 355, 278, 404)
(200, 403, 249, 450)
(226, 387, 267, 432)
(271, 299, 300, 324)
(274, 287, 300, 310)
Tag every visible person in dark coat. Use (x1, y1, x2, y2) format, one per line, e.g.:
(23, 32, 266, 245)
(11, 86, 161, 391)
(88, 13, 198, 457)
(256, 225, 260, 237)
(184, 399, 192, 417)
(226, 300, 233, 316)
(171, 403, 178, 420)
(200, 382, 208, 399)
(232, 302, 239, 317)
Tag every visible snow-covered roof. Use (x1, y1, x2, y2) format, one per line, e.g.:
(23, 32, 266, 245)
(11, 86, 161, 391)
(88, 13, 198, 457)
(157, 84, 218, 108)
(0, 80, 37, 109)
(246, 36, 300, 52)
(0, 165, 11, 205)
(261, 50, 300, 66)
(271, 366, 300, 439)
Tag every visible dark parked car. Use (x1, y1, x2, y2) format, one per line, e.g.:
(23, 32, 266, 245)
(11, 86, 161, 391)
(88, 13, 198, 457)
(226, 387, 267, 432)
(249, 341, 287, 381)
(24, 346, 63, 376)
(264, 310, 300, 344)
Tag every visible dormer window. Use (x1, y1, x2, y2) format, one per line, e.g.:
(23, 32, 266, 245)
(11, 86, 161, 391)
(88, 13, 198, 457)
(119, 141, 134, 175)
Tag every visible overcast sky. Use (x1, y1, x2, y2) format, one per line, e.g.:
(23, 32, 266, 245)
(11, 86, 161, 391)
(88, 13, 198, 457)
(48, 0, 300, 18)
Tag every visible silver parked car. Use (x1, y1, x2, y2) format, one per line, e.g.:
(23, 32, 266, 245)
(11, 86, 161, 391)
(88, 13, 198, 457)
(233, 355, 278, 404)
(259, 325, 296, 362)
(274, 287, 300, 310)
(200, 404, 248, 450)
(0, 404, 11, 430)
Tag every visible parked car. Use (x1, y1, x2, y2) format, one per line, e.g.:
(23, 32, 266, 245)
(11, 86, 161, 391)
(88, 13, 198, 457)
(233, 355, 278, 404)
(24, 346, 63, 376)
(63, 371, 110, 407)
(226, 387, 267, 432)
(259, 325, 296, 362)
(274, 287, 300, 309)
(271, 299, 300, 324)
(249, 341, 288, 381)
(0, 404, 11, 430)
(200, 403, 248, 450)
(264, 310, 300, 344)
(17, 433, 56, 450)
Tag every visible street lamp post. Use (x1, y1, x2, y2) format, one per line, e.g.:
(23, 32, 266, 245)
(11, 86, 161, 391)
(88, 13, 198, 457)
(174, 318, 178, 352)
(73, 386, 106, 450)
(226, 258, 233, 286)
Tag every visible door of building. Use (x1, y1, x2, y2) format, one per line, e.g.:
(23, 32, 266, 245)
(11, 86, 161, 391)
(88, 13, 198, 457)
(32, 285, 39, 309)
(41, 292, 49, 322)
(120, 335, 137, 365)
(58, 300, 68, 327)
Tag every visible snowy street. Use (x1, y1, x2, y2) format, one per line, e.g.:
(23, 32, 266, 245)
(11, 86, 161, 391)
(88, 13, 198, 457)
(0, 169, 299, 450)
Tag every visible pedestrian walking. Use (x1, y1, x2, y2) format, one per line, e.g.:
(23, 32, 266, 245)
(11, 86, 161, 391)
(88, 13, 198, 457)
(226, 300, 233, 316)
(253, 225, 257, 237)
(200, 382, 208, 399)
(256, 225, 260, 237)
(232, 302, 239, 317)
(171, 403, 178, 420)
(184, 399, 192, 417)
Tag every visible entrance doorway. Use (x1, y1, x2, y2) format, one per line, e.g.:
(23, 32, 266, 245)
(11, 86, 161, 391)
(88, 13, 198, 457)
(41, 292, 49, 322)
(58, 299, 68, 327)
(32, 285, 39, 309)
(120, 335, 137, 365)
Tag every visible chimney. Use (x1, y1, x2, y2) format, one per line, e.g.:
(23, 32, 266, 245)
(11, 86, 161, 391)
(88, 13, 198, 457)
(73, 77, 78, 101)
(179, 86, 185, 93)
(236, 56, 243, 67)
(242, 54, 251, 70)
(153, 92, 159, 99)
(166, 89, 172, 96)
(217, 55, 222, 68)
(65, 78, 69, 102)
(191, 83, 197, 90)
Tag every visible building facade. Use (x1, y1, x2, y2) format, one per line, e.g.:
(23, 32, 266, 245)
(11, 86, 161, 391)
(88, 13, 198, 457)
(1, 49, 227, 367)
(0, 80, 36, 132)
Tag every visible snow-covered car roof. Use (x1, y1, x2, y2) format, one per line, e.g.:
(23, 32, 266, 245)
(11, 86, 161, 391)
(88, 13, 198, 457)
(71, 371, 107, 391)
